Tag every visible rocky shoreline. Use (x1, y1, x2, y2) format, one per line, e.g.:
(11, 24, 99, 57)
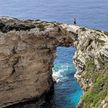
(0, 16, 108, 108)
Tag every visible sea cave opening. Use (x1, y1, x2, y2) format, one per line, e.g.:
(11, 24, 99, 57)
(52, 47, 83, 108)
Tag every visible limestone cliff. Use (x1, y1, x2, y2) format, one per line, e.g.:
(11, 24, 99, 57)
(0, 17, 76, 108)
(72, 27, 108, 108)
(0, 17, 108, 108)
(63, 25, 108, 108)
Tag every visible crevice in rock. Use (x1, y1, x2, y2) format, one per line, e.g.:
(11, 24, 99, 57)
(11, 57, 20, 76)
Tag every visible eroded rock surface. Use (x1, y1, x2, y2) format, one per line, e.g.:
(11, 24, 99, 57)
(0, 17, 77, 108)
(0, 17, 108, 108)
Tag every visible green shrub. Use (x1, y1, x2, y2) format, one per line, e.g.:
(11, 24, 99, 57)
(37, 24, 45, 31)
(80, 27, 86, 31)
(104, 32, 108, 36)
(82, 58, 108, 108)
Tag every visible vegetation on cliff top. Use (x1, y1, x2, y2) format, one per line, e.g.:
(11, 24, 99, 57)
(81, 56, 108, 108)
(104, 32, 108, 36)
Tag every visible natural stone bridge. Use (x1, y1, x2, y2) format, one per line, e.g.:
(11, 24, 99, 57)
(0, 17, 108, 108)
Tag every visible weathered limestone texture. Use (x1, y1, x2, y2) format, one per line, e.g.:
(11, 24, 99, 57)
(0, 17, 108, 108)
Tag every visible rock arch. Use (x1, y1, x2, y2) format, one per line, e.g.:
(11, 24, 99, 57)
(0, 17, 108, 108)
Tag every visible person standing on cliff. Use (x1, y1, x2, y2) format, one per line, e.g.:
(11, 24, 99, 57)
(73, 17, 77, 25)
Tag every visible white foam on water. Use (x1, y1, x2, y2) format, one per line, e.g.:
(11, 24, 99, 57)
(52, 64, 72, 83)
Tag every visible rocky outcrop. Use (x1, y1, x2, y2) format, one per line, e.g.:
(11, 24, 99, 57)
(0, 17, 77, 108)
(72, 27, 108, 108)
(52, 24, 108, 108)
(0, 17, 108, 108)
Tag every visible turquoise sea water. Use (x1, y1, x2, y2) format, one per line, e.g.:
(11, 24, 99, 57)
(52, 47, 83, 108)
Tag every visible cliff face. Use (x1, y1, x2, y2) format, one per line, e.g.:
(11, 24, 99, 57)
(0, 17, 108, 108)
(59, 24, 108, 107)
(0, 17, 76, 108)
(73, 28, 108, 108)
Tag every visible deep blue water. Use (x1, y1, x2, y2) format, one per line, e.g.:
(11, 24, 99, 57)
(0, 0, 107, 108)
(52, 47, 83, 108)
(0, 0, 108, 31)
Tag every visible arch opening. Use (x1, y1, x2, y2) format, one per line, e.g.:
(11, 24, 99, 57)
(52, 47, 83, 108)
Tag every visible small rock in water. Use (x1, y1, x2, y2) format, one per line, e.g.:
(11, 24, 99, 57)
(52, 75, 60, 83)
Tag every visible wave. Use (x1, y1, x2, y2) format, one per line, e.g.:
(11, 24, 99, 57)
(52, 63, 76, 83)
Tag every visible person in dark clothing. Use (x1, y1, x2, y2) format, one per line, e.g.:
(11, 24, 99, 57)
(73, 17, 76, 25)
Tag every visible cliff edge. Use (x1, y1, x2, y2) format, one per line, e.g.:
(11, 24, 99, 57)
(0, 17, 108, 108)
